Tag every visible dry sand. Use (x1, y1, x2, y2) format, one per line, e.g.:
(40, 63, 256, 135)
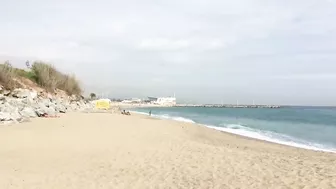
(0, 112, 335, 189)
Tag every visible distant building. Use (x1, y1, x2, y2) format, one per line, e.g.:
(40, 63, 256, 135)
(121, 99, 132, 103)
(121, 98, 142, 104)
(148, 95, 176, 106)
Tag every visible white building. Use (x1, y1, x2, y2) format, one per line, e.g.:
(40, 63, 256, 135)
(121, 98, 142, 104)
(148, 95, 176, 106)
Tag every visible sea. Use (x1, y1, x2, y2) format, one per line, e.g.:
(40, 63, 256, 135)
(132, 106, 336, 153)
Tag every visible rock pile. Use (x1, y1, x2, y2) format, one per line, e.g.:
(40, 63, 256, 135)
(0, 88, 94, 125)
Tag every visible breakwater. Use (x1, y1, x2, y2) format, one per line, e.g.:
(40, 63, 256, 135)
(174, 104, 281, 108)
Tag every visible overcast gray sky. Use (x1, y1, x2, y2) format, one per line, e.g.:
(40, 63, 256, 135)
(1, 0, 336, 105)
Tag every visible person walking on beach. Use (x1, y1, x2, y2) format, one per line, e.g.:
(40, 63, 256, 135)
(149, 110, 151, 116)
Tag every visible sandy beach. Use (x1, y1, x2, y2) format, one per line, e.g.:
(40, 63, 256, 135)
(0, 112, 335, 189)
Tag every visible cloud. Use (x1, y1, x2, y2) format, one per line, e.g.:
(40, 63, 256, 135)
(271, 74, 336, 80)
(138, 38, 190, 51)
(1, 0, 336, 105)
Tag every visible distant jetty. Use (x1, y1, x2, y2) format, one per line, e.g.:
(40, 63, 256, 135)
(174, 104, 281, 108)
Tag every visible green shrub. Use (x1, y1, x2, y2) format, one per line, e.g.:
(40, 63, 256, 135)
(90, 93, 97, 99)
(24, 71, 38, 82)
(0, 61, 82, 95)
(31, 61, 82, 95)
(14, 68, 38, 82)
(0, 63, 16, 90)
(31, 62, 59, 92)
(57, 74, 82, 95)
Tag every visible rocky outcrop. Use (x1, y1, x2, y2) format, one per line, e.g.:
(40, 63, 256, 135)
(0, 88, 94, 125)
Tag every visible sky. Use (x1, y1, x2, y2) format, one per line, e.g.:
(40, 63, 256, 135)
(1, 0, 336, 105)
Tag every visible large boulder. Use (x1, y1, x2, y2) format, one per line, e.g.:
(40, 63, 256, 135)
(1, 90, 11, 96)
(39, 98, 52, 108)
(52, 97, 67, 113)
(0, 101, 18, 113)
(0, 94, 5, 100)
(56, 103, 66, 113)
(11, 89, 37, 99)
(45, 107, 57, 116)
(0, 101, 23, 121)
(0, 112, 12, 121)
(34, 109, 45, 117)
(4, 98, 26, 110)
(20, 107, 38, 118)
(35, 102, 57, 117)
(21, 96, 36, 106)
(10, 110, 23, 122)
(76, 100, 94, 112)
(0, 110, 23, 123)
(70, 102, 78, 111)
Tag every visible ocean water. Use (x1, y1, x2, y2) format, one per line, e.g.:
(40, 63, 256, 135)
(132, 106, 336, 153)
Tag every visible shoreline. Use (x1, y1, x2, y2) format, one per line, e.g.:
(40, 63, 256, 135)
(130, 110, 336, 154)
(1, 112, 335, 188)
(114, 102, 281, 109)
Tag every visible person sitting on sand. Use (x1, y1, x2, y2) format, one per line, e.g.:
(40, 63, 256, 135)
(121, 110, 131, 115)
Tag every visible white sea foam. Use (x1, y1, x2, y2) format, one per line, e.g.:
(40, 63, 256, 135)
(131, 111, 195, 123)
(155, 114, 195, 123)
(205, 124, 336, 153)
(131, 111, 336, 153)
(171, 117, 196, 123)
(130, 111, 148, 116)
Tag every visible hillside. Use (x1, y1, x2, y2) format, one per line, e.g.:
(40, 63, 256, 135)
(0, 61, 81, 96)
(0, 61, 93, 124)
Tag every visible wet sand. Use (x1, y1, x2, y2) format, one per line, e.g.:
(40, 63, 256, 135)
(0, 112, 335, 189)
